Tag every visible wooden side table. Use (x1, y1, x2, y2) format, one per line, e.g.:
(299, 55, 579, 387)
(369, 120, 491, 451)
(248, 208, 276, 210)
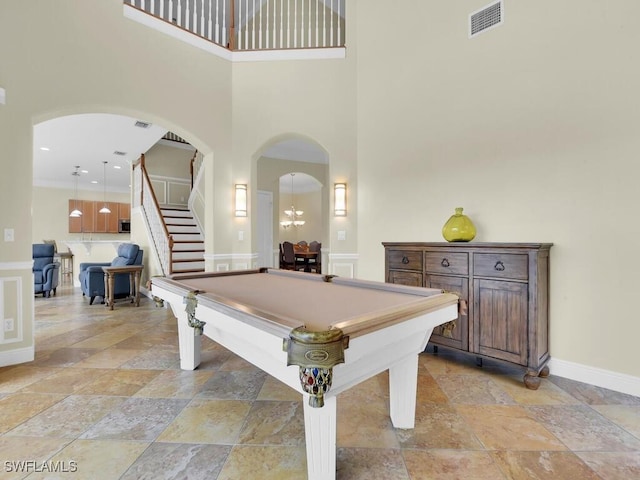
(102, 265, 144, 310)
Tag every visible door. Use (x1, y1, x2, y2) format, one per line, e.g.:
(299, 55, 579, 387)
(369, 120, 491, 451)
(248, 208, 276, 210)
(257, 190, 274, 268)
(473, 278, 528, 365)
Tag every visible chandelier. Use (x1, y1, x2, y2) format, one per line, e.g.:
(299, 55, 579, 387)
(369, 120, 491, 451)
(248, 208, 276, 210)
(280, 173, 305, 228)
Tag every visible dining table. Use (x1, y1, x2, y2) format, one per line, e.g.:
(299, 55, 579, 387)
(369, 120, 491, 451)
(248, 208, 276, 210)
(294, 247, 318, 273)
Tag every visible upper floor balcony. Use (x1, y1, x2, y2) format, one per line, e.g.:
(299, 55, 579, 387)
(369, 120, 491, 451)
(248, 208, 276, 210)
(124, 0, 346, 61)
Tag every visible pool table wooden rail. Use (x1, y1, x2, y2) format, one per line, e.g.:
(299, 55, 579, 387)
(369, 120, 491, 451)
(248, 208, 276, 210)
(154, 268, 454, 339)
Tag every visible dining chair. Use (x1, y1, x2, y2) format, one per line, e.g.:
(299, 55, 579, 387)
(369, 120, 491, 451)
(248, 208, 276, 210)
(308, 241, 321, 273)
(281, 242, 297, 270)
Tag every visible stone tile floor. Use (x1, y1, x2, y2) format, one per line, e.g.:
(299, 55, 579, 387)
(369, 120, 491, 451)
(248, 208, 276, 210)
(0, 282, 639, 479)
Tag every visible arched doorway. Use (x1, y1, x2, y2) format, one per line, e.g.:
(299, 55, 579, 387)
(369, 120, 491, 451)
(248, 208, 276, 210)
(255, 138, 329, 269)
(32, 112, 205, 281)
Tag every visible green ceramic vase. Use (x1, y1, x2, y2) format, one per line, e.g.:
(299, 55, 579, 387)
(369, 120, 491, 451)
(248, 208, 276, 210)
(442, 207, 476, 242)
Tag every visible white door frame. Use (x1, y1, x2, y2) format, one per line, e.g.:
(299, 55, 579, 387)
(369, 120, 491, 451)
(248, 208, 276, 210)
(257, 190, 274, 268)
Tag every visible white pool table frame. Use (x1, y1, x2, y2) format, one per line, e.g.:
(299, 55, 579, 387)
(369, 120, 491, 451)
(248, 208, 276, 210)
(152, 270, 458, 480)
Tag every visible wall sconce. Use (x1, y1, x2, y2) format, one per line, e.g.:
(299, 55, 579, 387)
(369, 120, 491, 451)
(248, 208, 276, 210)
(334, 183, 347, 217)
(235, 184, 247, 217)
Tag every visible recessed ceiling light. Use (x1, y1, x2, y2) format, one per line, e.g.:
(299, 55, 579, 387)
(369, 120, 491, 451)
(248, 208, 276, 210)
(91, 180, 98, 184)
(113, 165, 121, 169)
(40, 147, 50, 151)
(81, 170, 88, 174)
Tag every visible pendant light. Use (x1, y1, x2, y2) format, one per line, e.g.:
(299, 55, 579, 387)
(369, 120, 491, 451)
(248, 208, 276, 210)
(99, 161, 111, 214)
(69, 166, 82, 217)
(280, 173, 305, 228)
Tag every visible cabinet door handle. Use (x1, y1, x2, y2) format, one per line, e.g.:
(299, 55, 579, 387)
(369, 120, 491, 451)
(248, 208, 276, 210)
(402, 256, 410, 264)
(441, 258, 450, 268)
(494, 261, 505, 271)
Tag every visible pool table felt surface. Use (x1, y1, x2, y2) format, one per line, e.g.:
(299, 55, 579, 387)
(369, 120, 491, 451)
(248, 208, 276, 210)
(161, 270, 458, 337)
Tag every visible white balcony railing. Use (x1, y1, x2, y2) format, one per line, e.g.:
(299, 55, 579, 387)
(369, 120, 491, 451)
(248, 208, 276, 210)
(124, 0, 345, 51)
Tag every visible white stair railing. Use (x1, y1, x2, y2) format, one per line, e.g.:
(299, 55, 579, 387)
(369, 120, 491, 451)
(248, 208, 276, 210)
(124, 0, 345, 51)
(133, 155, 174, 275)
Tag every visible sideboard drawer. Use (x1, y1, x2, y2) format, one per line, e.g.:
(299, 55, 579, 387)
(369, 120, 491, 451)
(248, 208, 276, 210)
(387, 250, 423, 271)
(474, 253, 528, 280)
(425, 252, 469, 275)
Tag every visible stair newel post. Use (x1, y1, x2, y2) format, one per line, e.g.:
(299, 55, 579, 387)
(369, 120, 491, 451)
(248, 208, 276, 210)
(139, 153, 145, 207)
(190, 154, 195, 189)
(229, 0, 236, 49)
(169, 235, 174, 275)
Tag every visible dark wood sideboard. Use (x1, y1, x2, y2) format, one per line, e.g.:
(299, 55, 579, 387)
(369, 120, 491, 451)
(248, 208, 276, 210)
(383, 242, 552, 389)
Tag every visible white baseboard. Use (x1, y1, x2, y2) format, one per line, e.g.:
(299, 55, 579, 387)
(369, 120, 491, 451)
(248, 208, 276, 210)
(549, 357, 640, 398)
(0, 346, 34, 367)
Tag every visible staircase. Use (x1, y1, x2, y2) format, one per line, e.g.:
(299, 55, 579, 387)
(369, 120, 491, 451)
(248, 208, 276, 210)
(161, 207, 205, 274)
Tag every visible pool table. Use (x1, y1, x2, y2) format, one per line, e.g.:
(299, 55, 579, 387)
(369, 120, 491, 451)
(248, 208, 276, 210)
(151, 268, 459, 480)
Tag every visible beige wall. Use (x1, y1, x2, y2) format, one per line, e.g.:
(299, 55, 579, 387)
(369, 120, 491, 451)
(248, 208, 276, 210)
(144, 142, 194, 180)
(1, 0, 639, 390)
(0, 0, 232, 360)
(231, 35, 359, 259)
(355, 0, 640, 379)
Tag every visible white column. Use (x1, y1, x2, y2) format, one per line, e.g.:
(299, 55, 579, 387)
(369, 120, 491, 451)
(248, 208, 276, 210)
(388, 354, 419, 428)
(303, 395, 337, 480)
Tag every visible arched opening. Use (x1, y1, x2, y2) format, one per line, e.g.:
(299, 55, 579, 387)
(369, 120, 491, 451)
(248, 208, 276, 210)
(32, 112, 206, 285)
(255, 137, 329, 269)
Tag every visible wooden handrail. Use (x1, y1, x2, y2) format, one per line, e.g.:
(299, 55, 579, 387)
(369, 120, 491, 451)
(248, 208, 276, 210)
(135, 153, 174, 274)
(190, 151, 195, 189)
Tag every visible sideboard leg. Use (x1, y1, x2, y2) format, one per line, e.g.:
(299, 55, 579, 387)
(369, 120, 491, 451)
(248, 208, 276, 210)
(524, 373, 541, 390)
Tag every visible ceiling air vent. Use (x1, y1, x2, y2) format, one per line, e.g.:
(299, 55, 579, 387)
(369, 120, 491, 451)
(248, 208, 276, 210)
(469, 0, 503, 38)
(134, 120, 152, 129)
(113, 151, 127, 156)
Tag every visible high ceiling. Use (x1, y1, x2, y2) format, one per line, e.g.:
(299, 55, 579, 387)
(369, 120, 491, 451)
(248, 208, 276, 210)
(33, 114, 328, 194)
(33, 114, 167, 193)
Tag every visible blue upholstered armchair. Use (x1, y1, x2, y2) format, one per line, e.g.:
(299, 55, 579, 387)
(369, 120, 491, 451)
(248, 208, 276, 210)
(79, 243, 143, 305)
(33, 244, 60, 298)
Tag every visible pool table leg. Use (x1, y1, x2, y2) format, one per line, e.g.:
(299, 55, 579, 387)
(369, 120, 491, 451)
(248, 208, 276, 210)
(303, 395, 337, 480)
(176, 310, 202, 370)
(389, 354, 419, 429)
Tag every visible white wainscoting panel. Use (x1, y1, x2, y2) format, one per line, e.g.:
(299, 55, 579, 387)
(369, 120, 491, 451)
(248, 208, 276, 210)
(1, 277, 23, 344)
(328, 253, 359, 279)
